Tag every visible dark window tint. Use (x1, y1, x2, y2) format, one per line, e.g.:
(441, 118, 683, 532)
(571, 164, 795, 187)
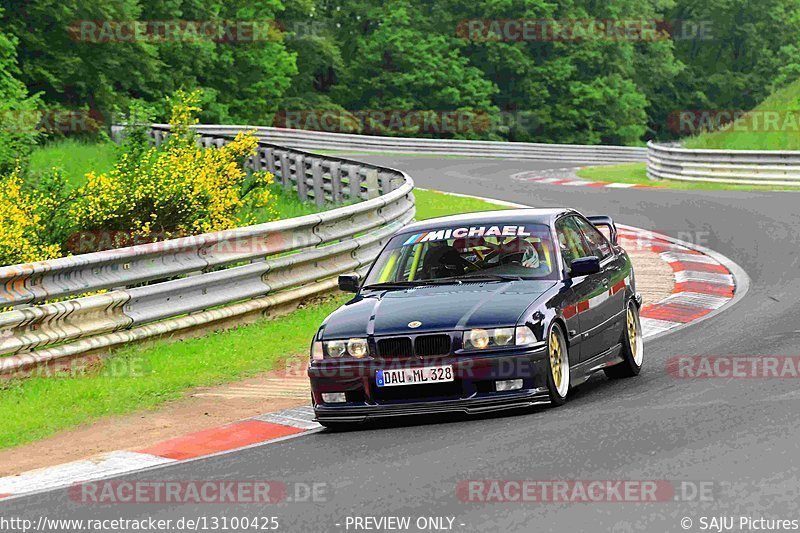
(555, 216, 592, 269)
(574, 217, 613, 259)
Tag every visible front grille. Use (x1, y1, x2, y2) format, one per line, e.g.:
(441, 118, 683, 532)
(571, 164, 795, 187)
(414, 334, 451, 357)
(377, 337, 414, 358)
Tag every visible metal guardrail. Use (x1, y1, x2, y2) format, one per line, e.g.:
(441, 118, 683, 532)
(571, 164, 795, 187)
(0, 129, 415, 374)
(152, 123, 648, 164)
(647, 141, 800, 186)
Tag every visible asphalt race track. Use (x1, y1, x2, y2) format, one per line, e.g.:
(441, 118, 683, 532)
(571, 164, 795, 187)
(6, 156, 800, 532)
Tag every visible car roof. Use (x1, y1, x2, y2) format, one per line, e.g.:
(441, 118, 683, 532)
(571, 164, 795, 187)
(400, 208, 576, 234)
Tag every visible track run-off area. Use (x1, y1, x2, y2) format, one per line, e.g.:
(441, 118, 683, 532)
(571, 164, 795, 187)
(4, 156, 798, 532)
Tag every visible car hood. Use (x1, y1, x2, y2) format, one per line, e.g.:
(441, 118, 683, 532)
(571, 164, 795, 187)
(322, 281, 556, 338)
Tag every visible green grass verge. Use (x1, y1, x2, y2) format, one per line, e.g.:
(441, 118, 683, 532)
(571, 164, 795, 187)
(683, 79, 800, 151)
(253, 184, 331, 222)
(577, 163, 800, 191)
(29, 139, 116, 188)
(0, 188, 507, 450)
(255, 186, 508, 223)
(413, 188, 510, 218)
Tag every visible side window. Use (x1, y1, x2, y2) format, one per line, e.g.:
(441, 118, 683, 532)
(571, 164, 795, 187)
(555, 217, 592, 269)
(574, 217, 613, 259)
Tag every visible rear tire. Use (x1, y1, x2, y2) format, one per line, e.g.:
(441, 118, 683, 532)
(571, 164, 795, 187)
(546, 323, 570, 406)
(604, 301, 643, 379)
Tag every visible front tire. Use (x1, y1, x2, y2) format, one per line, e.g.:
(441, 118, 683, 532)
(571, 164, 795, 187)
(546, 323, 570, 406)
(604, 301, 643, 379)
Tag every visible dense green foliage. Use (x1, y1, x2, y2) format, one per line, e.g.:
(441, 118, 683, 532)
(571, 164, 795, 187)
(1, 0, 296, 124)
(0, 6, 40, 173)
(1, 0, 799, 147)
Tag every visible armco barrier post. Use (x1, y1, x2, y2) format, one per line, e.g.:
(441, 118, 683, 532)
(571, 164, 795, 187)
(279, 153, 291, 188)
(365, 169, 379, 199)
(295, 155, 308, 201)
(329, 162, 343, 203)
(311, 159, 325, 206)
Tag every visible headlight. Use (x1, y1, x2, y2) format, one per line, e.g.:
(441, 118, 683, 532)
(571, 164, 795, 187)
(464, 327, 515, 350)
(325, 340, 347, 358)
(347, 338, 368, 358)
(323, 338, 369, 358)
(463, 326, 537, 350)
(494, 327, 514, 346)
(311, 341, 324, 361)
(467, 328, 490, 349)
(515, 325, 536, 345)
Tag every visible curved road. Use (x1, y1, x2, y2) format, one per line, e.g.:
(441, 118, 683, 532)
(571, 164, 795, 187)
(6, 157, 800, 532)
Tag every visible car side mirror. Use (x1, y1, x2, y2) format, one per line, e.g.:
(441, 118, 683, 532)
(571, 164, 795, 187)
(570, 256, 601, 277)
(338, 274, 360, 293)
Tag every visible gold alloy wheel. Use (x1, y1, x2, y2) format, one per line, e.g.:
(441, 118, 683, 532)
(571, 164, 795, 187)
(549, 331, 563, 388)
(549, 328, 569, 397)
(627, 308, 638, 355)
(627, 305, 644, 367)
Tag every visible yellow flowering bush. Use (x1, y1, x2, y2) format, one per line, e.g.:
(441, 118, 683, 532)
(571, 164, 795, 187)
(70, 91, 277, 246)
(0, 90, 277, 265)
(0, 167, 61, 264)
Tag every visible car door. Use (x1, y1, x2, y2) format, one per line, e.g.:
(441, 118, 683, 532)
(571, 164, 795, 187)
(554, 215, 606, 363)
(573, 216, 628, 352)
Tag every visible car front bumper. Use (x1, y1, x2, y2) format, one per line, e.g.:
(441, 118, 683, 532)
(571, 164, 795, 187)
(309, 346, 550, 423)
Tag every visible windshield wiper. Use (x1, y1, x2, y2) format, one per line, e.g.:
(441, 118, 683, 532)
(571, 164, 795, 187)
(426, 273, 525, 284)
(362, 280, 430, 289)
(363, 273, 526, 290)
(460, 273, 525, 281)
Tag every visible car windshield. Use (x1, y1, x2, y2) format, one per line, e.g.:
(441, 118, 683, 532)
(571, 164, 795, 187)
(363, 222, 558, 286)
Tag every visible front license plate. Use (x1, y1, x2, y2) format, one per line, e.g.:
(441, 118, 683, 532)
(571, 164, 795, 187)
(376, 365, 454, 387)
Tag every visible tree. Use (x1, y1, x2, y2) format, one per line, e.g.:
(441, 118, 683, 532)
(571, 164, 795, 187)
(294, 0, 499, 139)
(1, 0, 297, 126)
(0, 5, 41, 173)
(138, 0, 297, 124)
(2, 0, 162, 123)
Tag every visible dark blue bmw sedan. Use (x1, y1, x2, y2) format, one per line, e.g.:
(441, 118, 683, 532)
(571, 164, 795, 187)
(308, 208, 643, 428)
